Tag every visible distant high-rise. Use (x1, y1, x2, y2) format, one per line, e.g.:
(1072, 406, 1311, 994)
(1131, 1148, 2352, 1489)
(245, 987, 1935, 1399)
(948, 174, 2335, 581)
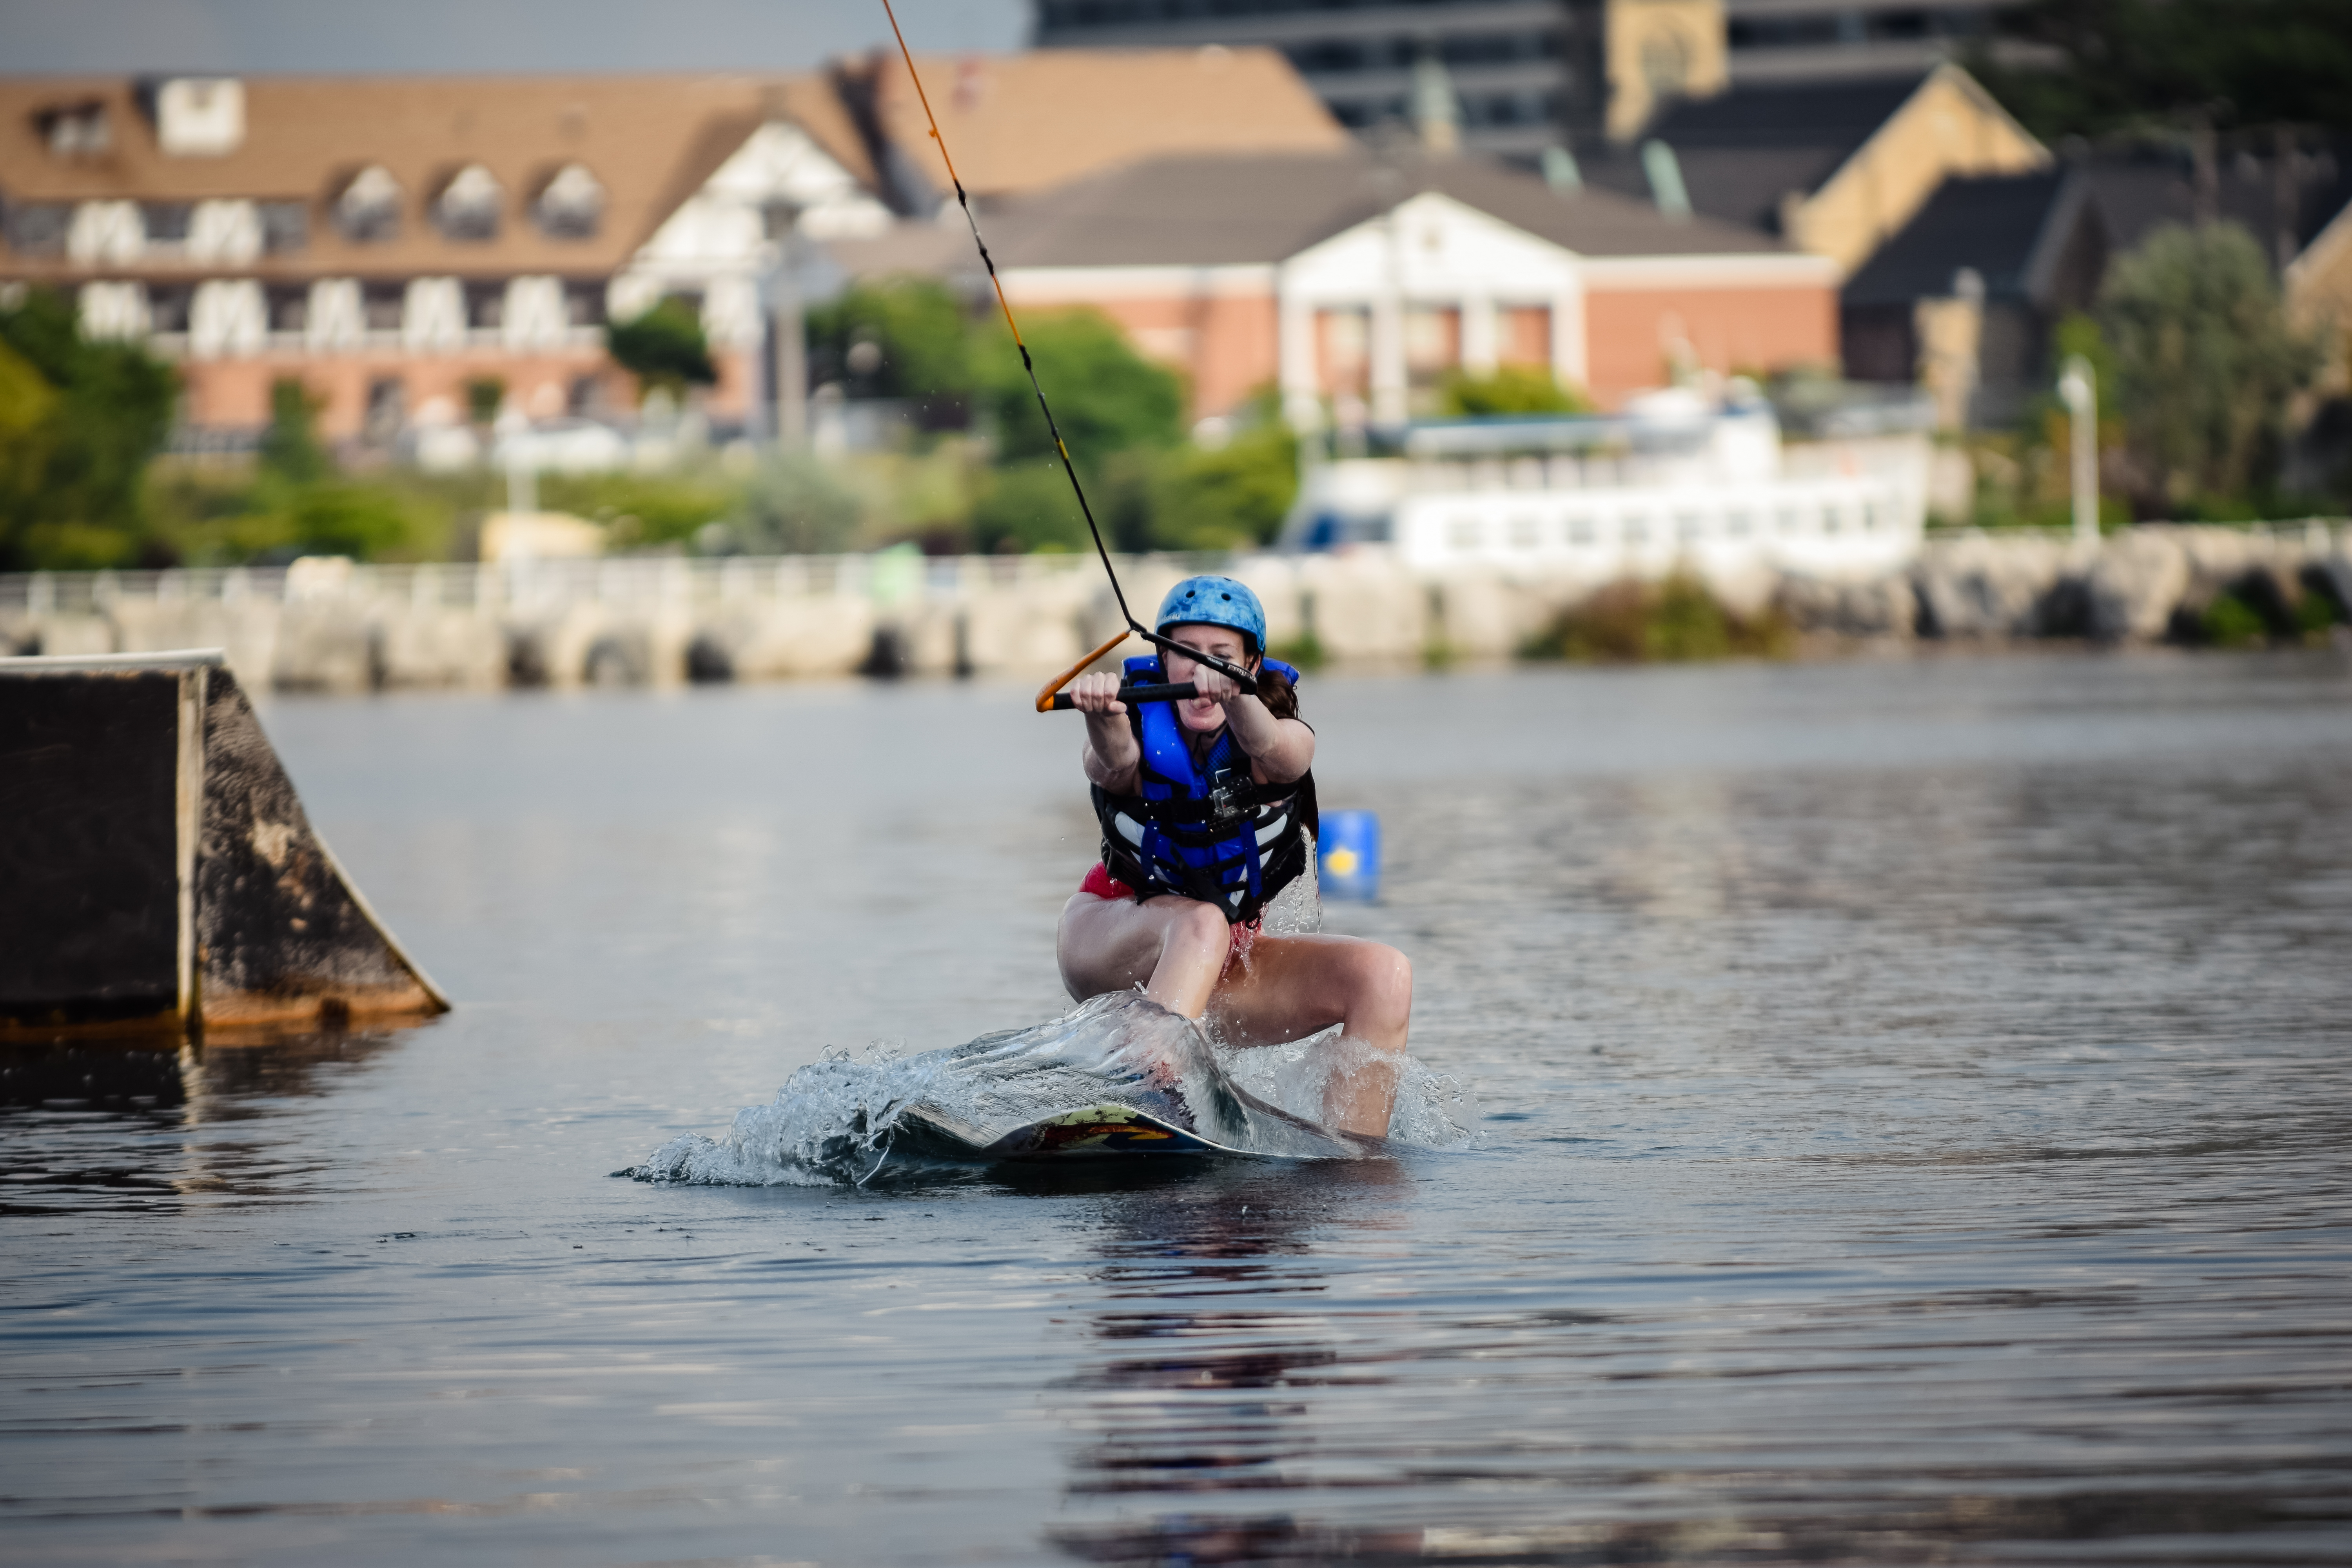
(1032, 1, 2020, 157)
(1723, 1, 2014, 84)
(1031, 0, 1608, 161)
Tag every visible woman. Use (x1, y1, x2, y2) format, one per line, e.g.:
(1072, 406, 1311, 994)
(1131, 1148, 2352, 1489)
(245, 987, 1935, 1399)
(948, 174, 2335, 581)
(1060, 576, 1412, 1137)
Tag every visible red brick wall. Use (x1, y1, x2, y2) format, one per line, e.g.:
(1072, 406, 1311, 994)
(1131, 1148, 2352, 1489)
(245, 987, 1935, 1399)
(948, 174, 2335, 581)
(1041, 292, 1280, 421)
(1581, 283, 1838, 408)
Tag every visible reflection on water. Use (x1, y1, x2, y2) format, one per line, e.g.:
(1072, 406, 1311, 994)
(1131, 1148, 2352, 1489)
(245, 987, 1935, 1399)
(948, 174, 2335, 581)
(0, 1025, 421, 1212)
(0, 653, 2347, 1566)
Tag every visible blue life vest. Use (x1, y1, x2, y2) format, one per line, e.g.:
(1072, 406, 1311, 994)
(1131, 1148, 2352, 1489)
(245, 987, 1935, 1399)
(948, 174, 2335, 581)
(1090, 655, 1318, 925)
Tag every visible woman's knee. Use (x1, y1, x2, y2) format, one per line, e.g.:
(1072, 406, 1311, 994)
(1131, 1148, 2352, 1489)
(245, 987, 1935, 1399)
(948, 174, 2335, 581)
(1346, 944, 1413, 1038)
(1160, 900, 1231, 965)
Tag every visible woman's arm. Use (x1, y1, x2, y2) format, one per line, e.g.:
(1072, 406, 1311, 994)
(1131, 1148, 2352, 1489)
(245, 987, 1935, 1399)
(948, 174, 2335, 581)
(1192, 668, 1315, 784)
(1069, 670, 1140, 794)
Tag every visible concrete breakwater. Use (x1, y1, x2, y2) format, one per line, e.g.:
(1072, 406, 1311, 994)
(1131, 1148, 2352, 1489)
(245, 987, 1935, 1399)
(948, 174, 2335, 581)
(3, 523, 2346, 693)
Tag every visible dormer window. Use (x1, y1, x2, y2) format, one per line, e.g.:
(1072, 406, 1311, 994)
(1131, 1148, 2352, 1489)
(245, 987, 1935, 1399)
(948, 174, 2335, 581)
(434, 165, 502, 243)
(334, 165, 402, 243)
(36, 101, 110, 157)
(532, 163, 604, 240)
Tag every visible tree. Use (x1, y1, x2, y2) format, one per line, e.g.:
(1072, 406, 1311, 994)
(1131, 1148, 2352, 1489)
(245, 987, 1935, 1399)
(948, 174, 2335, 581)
(259, 377, 330, 486)
(1437, 366, 1592, 418)
(1975, 0, 2352, 138)
(0, 288, 180, 569)
(974, 308, 1185, 469)
(734, 452, 863, 554)
(2096, 221, 2322, 512)
(607, 298, 716, 400)
(806, 278, 974, 403)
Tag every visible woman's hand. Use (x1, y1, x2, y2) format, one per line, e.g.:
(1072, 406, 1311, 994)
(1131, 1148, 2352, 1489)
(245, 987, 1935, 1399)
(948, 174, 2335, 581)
(1068, 670, 1128, 716)
(1189, 662, 1244, 706)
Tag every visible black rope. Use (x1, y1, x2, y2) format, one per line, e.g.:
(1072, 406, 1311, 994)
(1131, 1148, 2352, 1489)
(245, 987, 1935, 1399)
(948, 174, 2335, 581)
(880, 0, 1256, 692)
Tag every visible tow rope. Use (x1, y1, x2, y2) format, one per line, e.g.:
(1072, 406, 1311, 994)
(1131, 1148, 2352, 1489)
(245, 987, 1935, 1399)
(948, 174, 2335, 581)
(876, 0, 1261, 711)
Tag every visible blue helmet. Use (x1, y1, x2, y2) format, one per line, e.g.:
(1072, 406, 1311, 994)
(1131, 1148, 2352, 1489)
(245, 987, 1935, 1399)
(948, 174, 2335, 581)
(1156, 575, 1266, 657)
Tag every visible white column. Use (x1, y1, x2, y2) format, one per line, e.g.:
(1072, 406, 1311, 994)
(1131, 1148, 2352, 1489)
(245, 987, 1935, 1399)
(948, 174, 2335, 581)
(67, 201, 143, 264)
(403, 277, 465, 351)
(188, 200, 261, 265)
(190, 279, 266, 358)
(1461, 293, 1498, 376)
(1370, 292, 1406, 426)
(1552, 279, 1587, 393)
(502, 276, 566, 350)
(307, 279, 363, 351)
(77, 281, 149, 339)
(1277, 269, 1321, 433)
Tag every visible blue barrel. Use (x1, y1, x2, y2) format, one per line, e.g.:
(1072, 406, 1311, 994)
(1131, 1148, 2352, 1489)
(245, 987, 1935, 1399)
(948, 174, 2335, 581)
(1318, 810, 1381, 901)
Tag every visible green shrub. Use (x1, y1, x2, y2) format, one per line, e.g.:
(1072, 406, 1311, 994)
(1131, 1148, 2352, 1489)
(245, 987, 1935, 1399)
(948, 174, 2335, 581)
(1437, 365, 1592, 418)
(1525, 574, 1792, 663)
(608, 298, 716, 399)
(2198, 590, 2269, 648)
(734, 453, 862, 554)
(971, 459, 1088, 553)
(807, 278, 974, 403)
(975, 309, 1184, 467)
(0, 287, 180, 569)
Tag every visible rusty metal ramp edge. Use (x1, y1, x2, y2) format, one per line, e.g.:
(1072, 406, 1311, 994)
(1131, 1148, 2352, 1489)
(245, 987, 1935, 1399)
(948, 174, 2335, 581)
(1, 649, 449, 1038)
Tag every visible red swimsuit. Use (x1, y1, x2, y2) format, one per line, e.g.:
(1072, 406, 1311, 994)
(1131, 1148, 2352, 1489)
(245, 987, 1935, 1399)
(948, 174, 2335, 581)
(1079, 862, 1262, 955)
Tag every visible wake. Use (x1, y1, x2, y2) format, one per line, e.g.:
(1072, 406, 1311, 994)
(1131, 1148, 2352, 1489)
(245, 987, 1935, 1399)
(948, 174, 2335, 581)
(630, 991, 1474, 1186)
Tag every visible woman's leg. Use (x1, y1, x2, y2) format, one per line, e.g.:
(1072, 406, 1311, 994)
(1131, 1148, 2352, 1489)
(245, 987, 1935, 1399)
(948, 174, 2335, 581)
(1208, 934, 1413, 1136)
(1058, 891, 1232, 1016)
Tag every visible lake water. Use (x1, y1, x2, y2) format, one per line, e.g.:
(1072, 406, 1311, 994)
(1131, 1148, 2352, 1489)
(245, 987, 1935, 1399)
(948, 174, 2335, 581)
(4, 650, 2350, 1566)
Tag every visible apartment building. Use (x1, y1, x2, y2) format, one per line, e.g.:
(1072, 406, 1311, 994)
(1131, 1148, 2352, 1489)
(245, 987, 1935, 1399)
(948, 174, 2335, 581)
(0, 53, 1346, 444)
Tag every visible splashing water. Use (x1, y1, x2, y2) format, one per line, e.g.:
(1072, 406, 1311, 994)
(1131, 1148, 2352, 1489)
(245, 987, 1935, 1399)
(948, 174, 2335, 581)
(633, 992, 1475, 1186)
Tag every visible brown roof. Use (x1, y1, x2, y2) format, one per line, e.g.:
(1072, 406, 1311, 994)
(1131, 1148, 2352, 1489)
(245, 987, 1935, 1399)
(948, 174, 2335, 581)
(972, 147, 1796, 270)
(865, 47, 1349, 202)
(0, 73, 875, 280)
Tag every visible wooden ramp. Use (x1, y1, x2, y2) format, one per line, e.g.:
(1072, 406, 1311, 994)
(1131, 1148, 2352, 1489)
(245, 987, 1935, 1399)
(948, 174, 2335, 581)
(1, 650, 448, 1038)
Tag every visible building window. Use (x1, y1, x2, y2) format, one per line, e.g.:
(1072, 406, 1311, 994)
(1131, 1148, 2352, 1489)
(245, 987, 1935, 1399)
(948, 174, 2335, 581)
(148, 284, 194, 335)
(4, 201, 72, 256)
(140, 202, 194, 249)
(1316, 308, 1370, 397)
(1404, 306, 1460, 387)
(336, 166, 402, 243)
(464, 280, 505, 332)
(434, 165, 502, 243)
(1501, 306, 1551, 367)
(361, 282, 405, 334)
(266, 284, 307, 335)
(36, 100, 110, 156)
(533, 163, 605, 240)
(563, 279, 605, 328)
(259, 201, 307, 254)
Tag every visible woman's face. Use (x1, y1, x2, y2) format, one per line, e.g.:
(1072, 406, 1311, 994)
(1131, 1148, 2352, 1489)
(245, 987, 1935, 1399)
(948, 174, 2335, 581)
(1159, 623, 1256, 733)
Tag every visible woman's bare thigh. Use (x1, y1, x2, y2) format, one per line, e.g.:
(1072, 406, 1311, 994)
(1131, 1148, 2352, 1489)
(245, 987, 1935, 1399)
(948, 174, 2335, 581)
(1056, 892, 1216, 1002)
(1207, 933, 1382, 1045)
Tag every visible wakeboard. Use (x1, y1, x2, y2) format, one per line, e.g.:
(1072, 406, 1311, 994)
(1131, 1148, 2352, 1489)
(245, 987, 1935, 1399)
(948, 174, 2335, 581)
(902, 1101, 1267, 1160)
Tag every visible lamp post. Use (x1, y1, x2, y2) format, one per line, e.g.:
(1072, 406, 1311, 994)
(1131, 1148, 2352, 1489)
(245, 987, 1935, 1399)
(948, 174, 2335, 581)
(764, 201, 805, 450)
(2058, 354, 2098, 545)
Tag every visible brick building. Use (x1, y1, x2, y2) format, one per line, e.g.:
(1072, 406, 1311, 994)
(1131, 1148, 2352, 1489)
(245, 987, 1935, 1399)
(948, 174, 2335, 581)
(950, 145, 1838, 421)
(0, 53, 1346, 445)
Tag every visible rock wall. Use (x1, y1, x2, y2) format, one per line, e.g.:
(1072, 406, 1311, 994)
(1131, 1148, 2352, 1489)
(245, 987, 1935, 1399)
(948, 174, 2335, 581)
(3, 523, 2345, 694)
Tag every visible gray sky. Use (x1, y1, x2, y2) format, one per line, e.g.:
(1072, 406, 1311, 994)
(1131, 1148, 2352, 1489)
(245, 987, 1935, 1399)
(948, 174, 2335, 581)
(0, 0, 1029, 74)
